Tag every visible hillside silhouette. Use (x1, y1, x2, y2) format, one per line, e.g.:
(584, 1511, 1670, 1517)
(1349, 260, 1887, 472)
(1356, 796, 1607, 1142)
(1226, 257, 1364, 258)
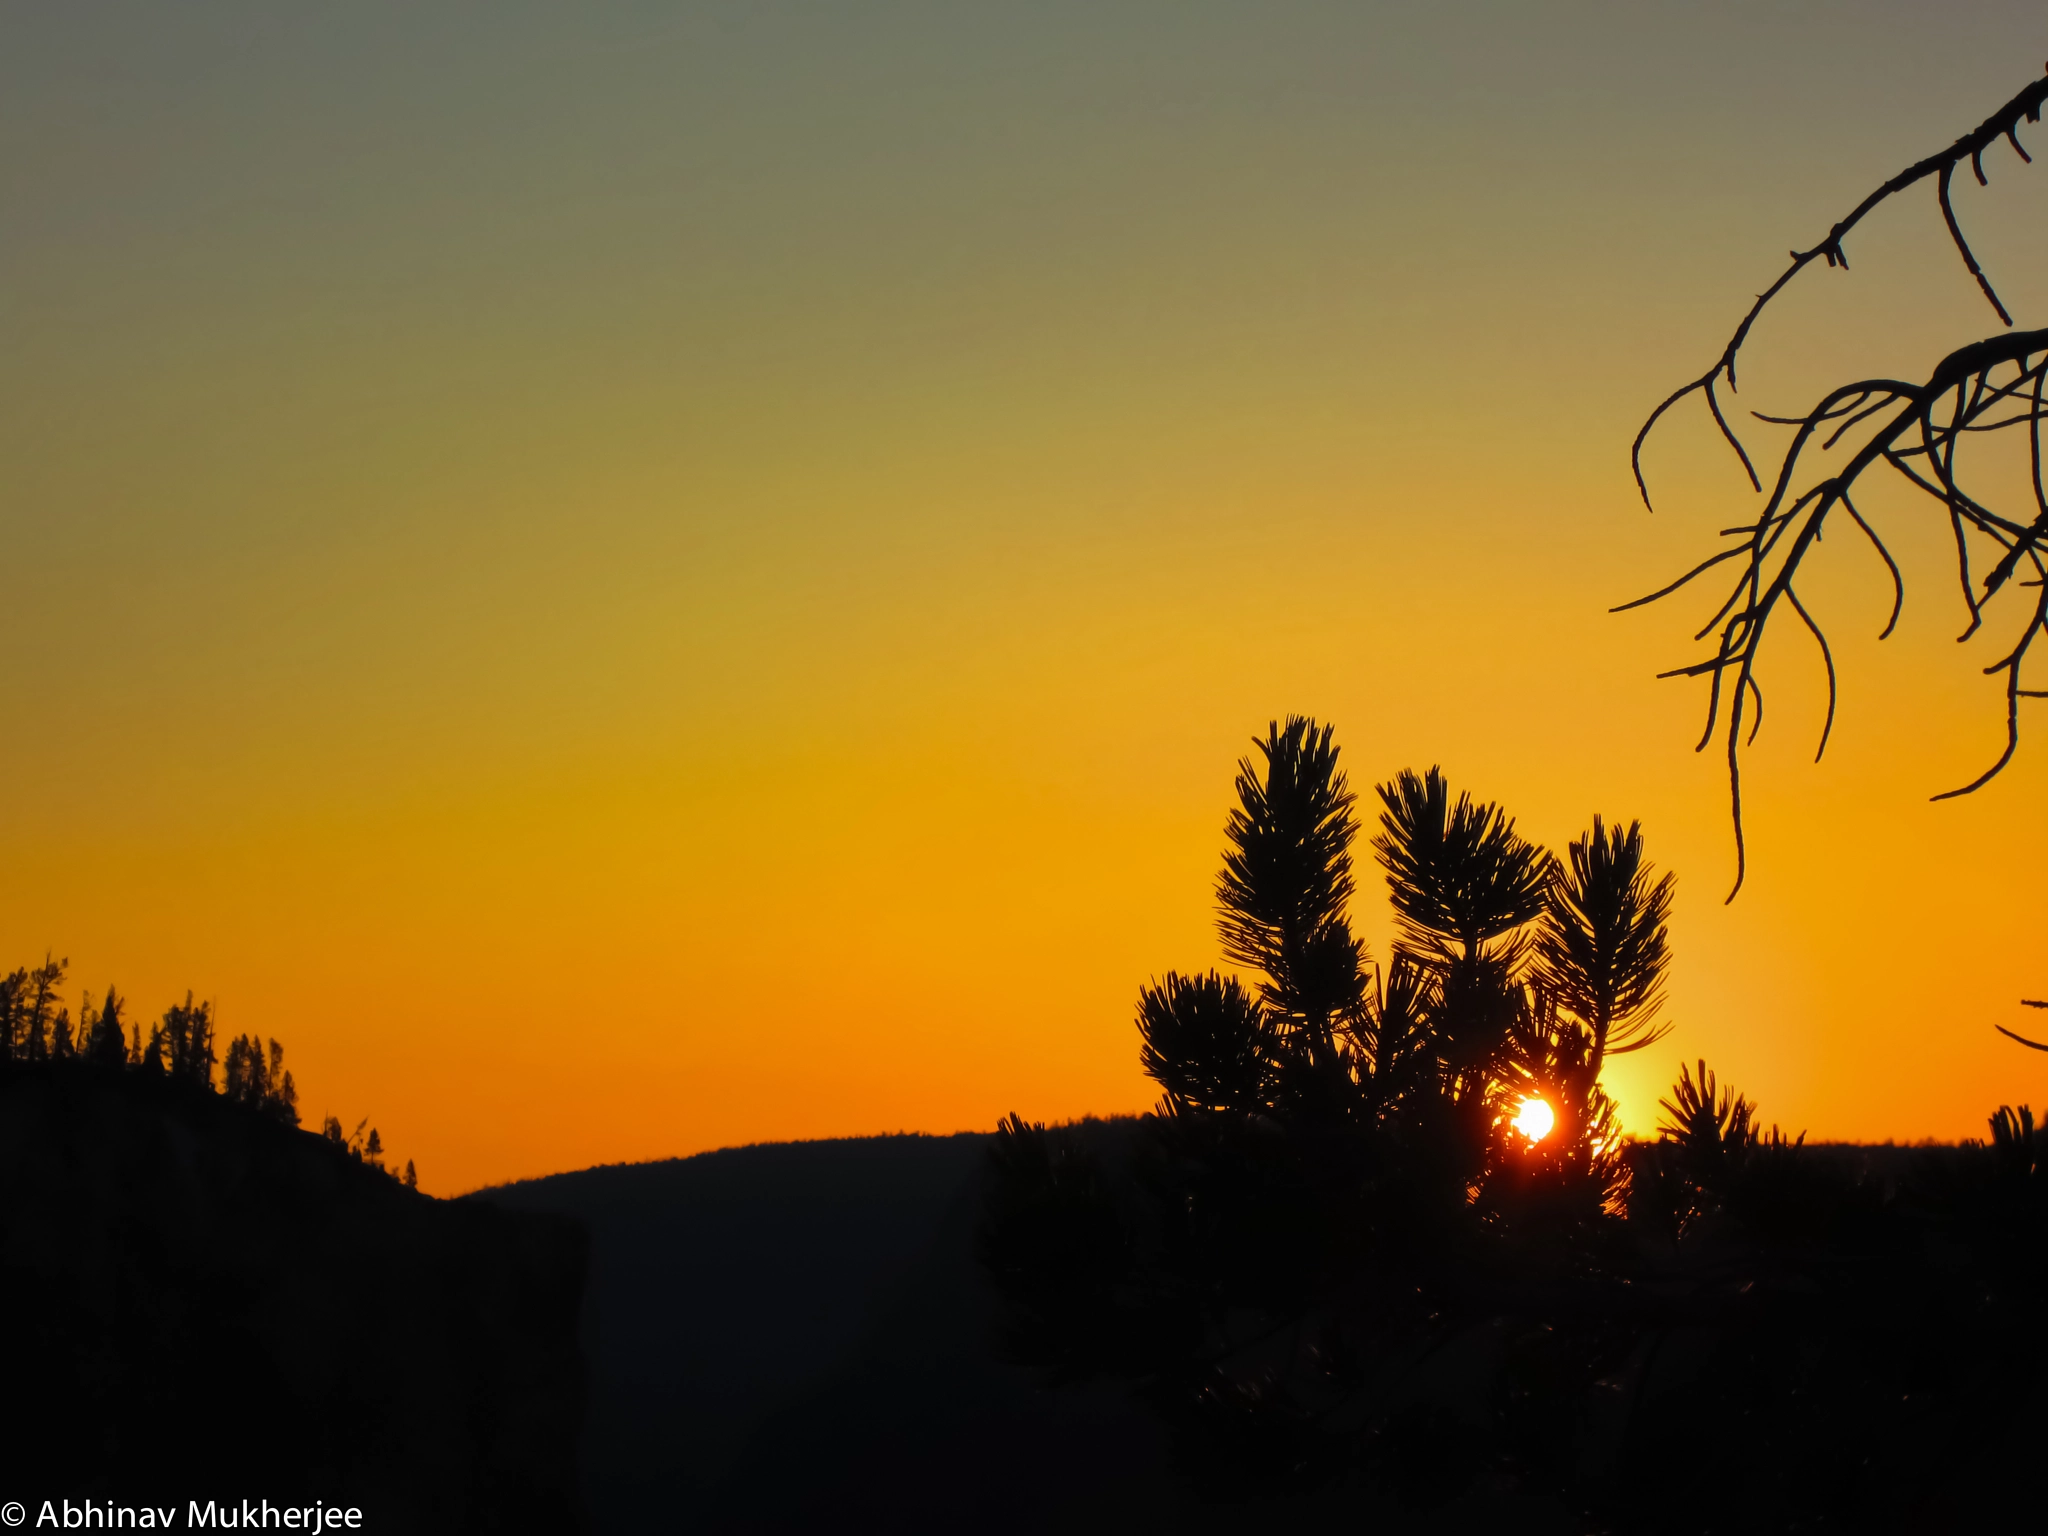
(0, 959, 579, 1528)
(479, 1135, 989, 1527)
(0, 1058, 583, 1530)
(9, 717, 2043, 1535)
(481, 1130, 1589, 1534)
(462, 1112, 2048, 1533)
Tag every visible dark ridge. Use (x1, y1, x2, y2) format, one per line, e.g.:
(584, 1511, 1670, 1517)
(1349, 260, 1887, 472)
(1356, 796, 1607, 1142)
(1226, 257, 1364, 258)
(0, 1061, 584, 1532)
(478, 1133, 991, 1532)
(482, 1127, 1579, 1534)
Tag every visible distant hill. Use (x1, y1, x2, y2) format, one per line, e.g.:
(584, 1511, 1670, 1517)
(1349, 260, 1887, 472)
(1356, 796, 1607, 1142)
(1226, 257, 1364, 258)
(0, 1062, 584, 1531)
(477, 1129, 1576, 1535)
(477, 1133, 998, 1527)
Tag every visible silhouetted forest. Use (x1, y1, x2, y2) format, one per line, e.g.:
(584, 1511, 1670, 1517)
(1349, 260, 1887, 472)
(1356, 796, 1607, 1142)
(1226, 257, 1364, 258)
(0, 955, 414, 1186)
(0, 956, 585, 1527)
(0, 1057, 581, 1526)
(980, 718, 2048, 1531)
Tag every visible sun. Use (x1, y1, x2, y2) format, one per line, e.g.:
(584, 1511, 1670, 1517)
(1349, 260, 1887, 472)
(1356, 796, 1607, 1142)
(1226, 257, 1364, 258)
(1513, 1097, 1556, 1142)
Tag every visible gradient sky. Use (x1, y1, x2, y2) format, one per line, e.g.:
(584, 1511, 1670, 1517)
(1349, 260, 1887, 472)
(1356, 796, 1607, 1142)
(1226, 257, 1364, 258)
(4, 2, 2046, 1192)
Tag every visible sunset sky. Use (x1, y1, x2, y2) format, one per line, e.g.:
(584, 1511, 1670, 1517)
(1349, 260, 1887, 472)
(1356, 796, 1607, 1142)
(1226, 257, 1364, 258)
(5, 2, 2046, 1192)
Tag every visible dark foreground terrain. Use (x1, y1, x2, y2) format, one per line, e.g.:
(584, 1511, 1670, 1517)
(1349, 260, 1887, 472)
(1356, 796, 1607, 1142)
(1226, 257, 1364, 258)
(0, 1065, 584, 1532)
(479, 1129, 1574, 1534)
(11, 1067, 2033, 1532)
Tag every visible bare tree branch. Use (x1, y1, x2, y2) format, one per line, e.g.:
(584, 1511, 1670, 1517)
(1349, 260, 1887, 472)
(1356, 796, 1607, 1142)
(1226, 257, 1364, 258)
(1632, 64, 2048, 898)
(1633, 68, 2048, 509)
(1644, 331, 2048, 896)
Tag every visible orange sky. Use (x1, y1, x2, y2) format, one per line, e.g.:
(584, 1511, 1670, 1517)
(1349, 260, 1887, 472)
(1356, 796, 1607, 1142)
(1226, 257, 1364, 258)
(3, 4, 2045, 1191)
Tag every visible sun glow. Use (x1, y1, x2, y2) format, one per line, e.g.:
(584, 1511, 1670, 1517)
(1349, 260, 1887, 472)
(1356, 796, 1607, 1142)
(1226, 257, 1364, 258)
(1514, 1097, 1556, 1143)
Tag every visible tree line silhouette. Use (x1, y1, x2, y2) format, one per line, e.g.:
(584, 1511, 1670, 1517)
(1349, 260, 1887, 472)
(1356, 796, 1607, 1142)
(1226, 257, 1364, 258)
(0, 954, 415, 1188)
(980, 718, 2048, 1530)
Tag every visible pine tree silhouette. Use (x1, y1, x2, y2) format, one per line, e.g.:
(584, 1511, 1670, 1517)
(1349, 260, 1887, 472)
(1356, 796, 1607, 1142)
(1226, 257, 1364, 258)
(222, 1033, 299, 1124)
(1374, 766, 1552, 967)
(21, 956, 65, 1063)
(980, 719, 1749, 1519)
(0, 951, 324, 1137)
(1135, 971, 1272, 1116)
(1531, 818, 1675, 1154)
(158, 993, 216, 1088)
(83, 987, 127, 1069)
(0, 968, 24, 1063)
(1538, 818, 1674, 1077)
